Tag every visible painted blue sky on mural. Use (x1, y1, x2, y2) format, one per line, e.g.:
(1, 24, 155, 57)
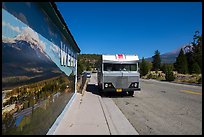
(2, 9, 75, 76)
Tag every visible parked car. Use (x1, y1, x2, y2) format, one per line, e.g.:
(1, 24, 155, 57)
(82, 71, 91, 78)
(86, 72, 91, 78)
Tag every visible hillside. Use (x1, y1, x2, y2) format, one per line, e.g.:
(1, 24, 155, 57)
(77, 45, 188, 74)
(142, 46, 186, 64)
(77, 54, 101, 74)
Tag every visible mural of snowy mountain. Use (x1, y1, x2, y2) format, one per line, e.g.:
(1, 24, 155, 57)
(2, 27, 63, 90)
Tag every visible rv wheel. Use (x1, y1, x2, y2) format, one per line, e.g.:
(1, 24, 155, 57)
(128, 91, 134, 96)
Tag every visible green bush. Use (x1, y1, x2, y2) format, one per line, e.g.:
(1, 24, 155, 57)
(165, 71, 175, 81)
(164, 65, 175, 81)
(198, 77, 202, 83)
(147, 73, 153, 79)
(147, 73, 158, 79)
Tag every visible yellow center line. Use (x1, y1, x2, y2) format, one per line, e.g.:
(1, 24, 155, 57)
(180, 90, 202, 95)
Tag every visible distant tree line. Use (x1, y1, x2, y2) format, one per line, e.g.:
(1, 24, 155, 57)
(140, 31, 202, 81)
(77, 54, 101, 75)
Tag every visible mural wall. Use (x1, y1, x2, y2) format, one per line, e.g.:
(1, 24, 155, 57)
(2, 2, 78, 135)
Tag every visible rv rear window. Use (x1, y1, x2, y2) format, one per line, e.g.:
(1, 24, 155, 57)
(104, 63, 137, 71)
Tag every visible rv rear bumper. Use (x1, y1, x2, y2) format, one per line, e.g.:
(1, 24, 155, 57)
(102, 88, 141, 92)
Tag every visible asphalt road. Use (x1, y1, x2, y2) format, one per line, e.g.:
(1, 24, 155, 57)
(111, 79, 202, 135)
(91, 73, 202, 135)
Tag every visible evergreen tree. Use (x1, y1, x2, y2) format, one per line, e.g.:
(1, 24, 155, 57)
(160, 63, 166, 73)
(146, 61, 153, 72)
(191, 31, 202, 72)
(185, 31, 202, 74)
(152, 50, 161, 71)
(140, 57, 149, 76)
(191, 62, 201, 74)
(175, 49, 188, 74)
(185, 49, 194, 74)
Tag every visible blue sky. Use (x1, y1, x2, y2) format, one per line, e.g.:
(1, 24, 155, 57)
(56, 2, 202, 59)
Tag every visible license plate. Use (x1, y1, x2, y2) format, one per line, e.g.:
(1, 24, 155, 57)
(116, 89, 122, 92)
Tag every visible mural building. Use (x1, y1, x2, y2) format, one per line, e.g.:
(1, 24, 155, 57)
(2, 2, 80, 135)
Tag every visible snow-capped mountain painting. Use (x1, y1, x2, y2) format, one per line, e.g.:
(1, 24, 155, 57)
(2, 29, 63, 90)
(2, 8, 76, 90)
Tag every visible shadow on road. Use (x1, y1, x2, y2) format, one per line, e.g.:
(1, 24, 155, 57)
(86, 84, 134, 98)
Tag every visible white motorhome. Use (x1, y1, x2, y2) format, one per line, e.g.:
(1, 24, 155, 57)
(98, 54, 140, 96)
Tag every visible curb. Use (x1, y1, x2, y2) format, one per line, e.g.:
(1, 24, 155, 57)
(98, 95, 139, 135)
(98, 96, 117, 135)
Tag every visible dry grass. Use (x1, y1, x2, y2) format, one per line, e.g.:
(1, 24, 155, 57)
(174, 73, 201, 84)
(143, 71, 202, 84)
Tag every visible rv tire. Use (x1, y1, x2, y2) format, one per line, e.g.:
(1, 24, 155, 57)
(128, 91, 134, 96)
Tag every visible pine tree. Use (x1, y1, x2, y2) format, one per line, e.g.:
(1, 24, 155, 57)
(146, 61, 152, 72)
(140, 57, 148, 76)
(152, 50, 161, 71)
(175, 49, 188, 74)
(192, 31, 202, 72)
(185, 31, 202, 74)
(191, 62, 201, 74)
(185, 50, 194, 74)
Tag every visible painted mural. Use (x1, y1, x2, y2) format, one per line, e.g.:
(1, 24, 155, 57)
(2, 3, 78, 135)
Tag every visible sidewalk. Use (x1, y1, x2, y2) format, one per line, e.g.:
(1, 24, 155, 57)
(48, 83, 139, 135)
